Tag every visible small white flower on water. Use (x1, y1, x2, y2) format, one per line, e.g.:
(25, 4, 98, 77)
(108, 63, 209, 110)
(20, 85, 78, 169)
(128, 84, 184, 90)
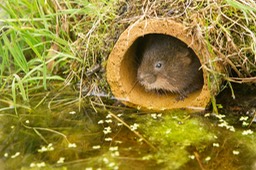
(138, 138, 143, 142)
(106, 114, 112, 119)
(103, 126, 112, 134)
(69, 111, 76, 114)
(38, 146, 47, 152)
(242, 129, 253, 135)
(229, 126, 235, 132)
(215, 114, 226, 119)
(30, 162, 46, 168)
(117, 123, 123, 126)
(239, 116, 248, 121)
(166, 129, 171, 134)
(4, 153, 8, 157)
(68, 143, 77, 148)
(36, 162, 46, 167)
(233, 150, 240, 155)
(117, 114, 123, 117)
(38, 143, 54, 152)
(188, 155, 195, 159)
(242, 121, 249, 126)
(30, 163, 36, 167)
(218, 121, 235, 132)
(142, 155, 153, 160)
(213, 143, 219, 147)
(111, 151, 120, 157)
(109, 146, 118, 151)
(130, 123, 139, 131)
(218, 122, 228, 127)
(11, 152, 20, 158)
(204, 113, 210, 117)
(85, 168, 93, 170)
(11, 126, 15, 129)
(92, 145, 101, 149)
(57, 157, 65, 164)
(25, 120, 30, 124)
(108, 162, 116, 167)
(105, 137, 112, 141)
(151, 113, 157, 119)
(115, 140, 122, 144)
(98, 120, 104, 124)
(105, 119, 113, 123)
(103, 157, 109, 164)
(205, 156, 211, 161)
(157, 113, 162, 117)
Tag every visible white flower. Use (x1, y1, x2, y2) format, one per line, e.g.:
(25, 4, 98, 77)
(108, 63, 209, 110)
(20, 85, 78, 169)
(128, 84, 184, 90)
(105, 137, 112, 141)
(233, 150, 240, 155)
(205, 156, 211, 161)
(57, 157, 65, 164)
(38, 143, 54, 152)
(103, 126, 112, 134)
(213, 143, 219, 147)
(69, 111, 76, 114)
(105, 119, 113, 123)
(98, 120, 104, 124)
(130, 123, 139, 131)
(151, 114, 157, 119)
(242, 129, 253, 135)
(239, 116, 248, 121)
(11, 152, 20, 158)
(92, 145, 101, 149)
(109, 146, 118, 151)
(188, 155, 195, 159)
(68, 143, 77, 148)
(106, 114, 112, 118)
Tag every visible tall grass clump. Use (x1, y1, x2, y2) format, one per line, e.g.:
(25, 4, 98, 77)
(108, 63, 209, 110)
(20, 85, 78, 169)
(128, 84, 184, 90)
(0, 0, 119, 109)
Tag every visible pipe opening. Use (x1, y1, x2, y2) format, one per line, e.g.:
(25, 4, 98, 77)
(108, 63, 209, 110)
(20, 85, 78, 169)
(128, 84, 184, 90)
(119, 33, 204, 108)
(107, 19, 216, 110)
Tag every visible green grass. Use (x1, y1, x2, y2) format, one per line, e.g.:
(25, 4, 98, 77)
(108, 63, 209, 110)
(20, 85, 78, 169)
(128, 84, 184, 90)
(0, 0, 119, 109)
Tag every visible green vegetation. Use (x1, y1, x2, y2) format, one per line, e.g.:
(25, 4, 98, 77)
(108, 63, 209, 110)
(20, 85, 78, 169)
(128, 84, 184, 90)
(0, 0, 256, 169)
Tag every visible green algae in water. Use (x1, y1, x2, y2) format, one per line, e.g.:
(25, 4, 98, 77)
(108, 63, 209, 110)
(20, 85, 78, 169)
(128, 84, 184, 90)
(1, 86, 256, 169)
(135, 111, 215, 169)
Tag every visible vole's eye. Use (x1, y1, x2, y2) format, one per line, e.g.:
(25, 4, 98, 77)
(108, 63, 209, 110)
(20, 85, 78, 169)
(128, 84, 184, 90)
(155, 62, 162, 69)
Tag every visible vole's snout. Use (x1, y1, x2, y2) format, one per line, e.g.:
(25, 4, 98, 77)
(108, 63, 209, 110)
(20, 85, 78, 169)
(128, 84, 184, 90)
(138, 73, 156, 85)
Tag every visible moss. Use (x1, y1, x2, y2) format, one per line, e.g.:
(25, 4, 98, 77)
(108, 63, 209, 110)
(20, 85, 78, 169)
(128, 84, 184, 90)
(136, 111, 215, 169)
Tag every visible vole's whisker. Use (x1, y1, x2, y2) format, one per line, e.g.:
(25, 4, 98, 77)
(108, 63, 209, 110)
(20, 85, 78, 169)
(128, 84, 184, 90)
(128, 80, 139, 95)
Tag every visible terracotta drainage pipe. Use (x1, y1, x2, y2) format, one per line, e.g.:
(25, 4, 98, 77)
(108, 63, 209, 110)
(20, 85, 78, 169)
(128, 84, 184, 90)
(107, 19, 221, 111)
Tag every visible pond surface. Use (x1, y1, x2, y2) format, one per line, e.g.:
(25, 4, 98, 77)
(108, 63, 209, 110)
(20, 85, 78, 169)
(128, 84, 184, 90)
(0, 84, 256, 170)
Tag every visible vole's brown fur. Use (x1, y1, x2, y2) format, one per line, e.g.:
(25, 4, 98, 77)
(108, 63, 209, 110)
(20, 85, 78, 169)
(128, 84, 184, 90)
(137, 34, 203, 100)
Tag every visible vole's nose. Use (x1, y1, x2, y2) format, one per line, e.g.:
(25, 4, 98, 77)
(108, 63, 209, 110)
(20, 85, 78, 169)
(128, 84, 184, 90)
(138, 73, 156, 84)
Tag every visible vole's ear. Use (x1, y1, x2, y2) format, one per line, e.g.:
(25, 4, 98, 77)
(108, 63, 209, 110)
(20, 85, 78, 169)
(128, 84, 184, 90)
(179, 49, 192, 65)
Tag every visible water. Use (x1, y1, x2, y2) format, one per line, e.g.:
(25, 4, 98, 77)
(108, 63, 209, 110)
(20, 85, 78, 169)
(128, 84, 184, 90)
(0, 84, 256, 169)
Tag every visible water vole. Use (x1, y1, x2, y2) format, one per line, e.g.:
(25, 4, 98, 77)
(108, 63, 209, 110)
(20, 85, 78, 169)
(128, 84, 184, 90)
(137, 34, 203, 100)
